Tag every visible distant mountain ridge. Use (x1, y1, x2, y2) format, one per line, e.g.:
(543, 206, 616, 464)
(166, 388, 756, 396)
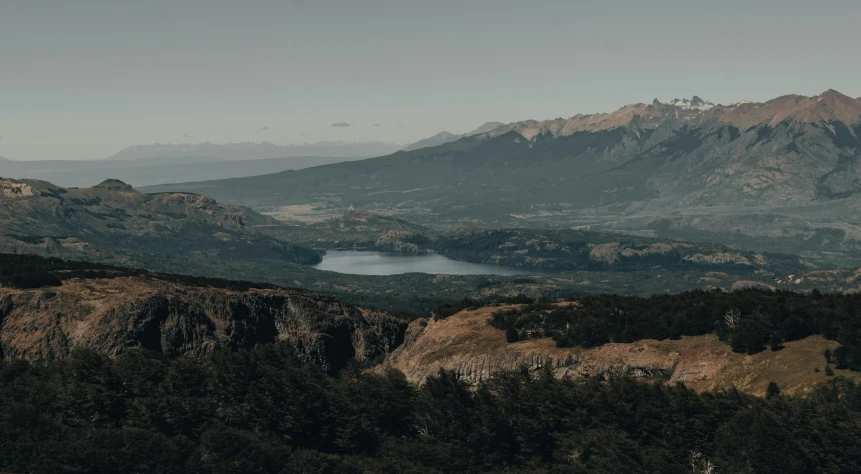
(0, 177, 321, 270)
(403, 121, 504, 151)
(0, 155, 363, 188)
(106, 140, 404, 161)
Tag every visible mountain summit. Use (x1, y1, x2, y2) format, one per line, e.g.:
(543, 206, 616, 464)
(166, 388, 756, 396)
(669, 96, 715, 111)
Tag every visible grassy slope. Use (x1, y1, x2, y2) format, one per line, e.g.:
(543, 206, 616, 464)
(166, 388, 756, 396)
(382, 304, 857, 396)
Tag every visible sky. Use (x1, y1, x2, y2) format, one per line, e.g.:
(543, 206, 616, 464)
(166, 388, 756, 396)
(2, 0, 860, 161)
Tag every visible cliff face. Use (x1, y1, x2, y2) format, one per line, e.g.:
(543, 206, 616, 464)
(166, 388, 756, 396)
(381, 305, 855, 396)
(0, 277, 406, 371)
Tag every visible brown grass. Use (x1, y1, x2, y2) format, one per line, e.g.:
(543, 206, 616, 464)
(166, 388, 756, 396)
(383, 305, 858, 397)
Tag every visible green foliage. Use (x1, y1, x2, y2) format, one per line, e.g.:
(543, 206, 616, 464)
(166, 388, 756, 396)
(490, 289, 861, 369)
(505, 328, 520, 343)
(769, 332, 785, 351)
(766, 382, 781, 399)
(2, 349, 861, 472)
(432, 294, 535, 320)
(433, 298, 481, 319)
(0, 253, 281, 291)
(0, 271, 62, 289)
(433, 227, 801, 275)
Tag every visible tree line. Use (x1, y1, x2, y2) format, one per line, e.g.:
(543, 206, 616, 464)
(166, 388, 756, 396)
(490, 288, 861, 370)
(0, 253, 280, 291)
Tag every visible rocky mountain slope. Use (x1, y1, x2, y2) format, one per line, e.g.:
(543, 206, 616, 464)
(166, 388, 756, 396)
(142, 90, 861, 264)
(381, 304, 856, 396)
(0, 177, 321, 269)
(0, 274, 405, 370)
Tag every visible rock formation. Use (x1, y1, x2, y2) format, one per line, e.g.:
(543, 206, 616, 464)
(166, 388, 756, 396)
(0, 276, 406, 371)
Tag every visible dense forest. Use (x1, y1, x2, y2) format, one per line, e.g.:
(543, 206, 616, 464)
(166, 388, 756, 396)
(489, 289, 861, 370)
(2, 347, 861, 473)
(0, 253, 281, 291)
(432, 228, 804, 274)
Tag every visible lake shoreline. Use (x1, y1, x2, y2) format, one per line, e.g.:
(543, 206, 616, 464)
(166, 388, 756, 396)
(311, 249, 560, 276)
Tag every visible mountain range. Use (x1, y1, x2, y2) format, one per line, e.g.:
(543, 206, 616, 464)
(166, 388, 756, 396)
(106, 140, 404, 161)
(142, 90, 861, 264)
(0, 155, 364, 188)
(0, 129, 504, 188)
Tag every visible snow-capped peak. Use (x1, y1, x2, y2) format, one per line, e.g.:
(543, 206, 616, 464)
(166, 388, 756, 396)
(729, 100, 755, 107)
(669, 96, 715, 111)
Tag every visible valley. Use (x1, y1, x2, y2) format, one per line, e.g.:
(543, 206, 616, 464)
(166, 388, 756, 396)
(11, 177, 860, 316)
(7, 3, 861, 470)
(1, 170, 860, 470)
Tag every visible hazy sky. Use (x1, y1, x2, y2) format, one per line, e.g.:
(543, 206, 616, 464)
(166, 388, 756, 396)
(2, 0, 860, 160)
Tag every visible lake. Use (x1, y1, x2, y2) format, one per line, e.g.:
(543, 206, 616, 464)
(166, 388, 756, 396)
(311, 250, 555, 276)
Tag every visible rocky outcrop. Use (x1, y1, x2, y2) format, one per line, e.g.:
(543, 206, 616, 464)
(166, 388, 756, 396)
(0, 277, 406, 371)
(381, 305, 677, 385)
(381, 305, 853, 396)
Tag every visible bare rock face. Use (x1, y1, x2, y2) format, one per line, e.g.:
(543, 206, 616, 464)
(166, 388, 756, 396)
(0, 277, 406, 371)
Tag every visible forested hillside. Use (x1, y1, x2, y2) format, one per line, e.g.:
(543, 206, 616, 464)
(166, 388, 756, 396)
(491, 289, 861, 370)
(2, 348, 861, 473)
